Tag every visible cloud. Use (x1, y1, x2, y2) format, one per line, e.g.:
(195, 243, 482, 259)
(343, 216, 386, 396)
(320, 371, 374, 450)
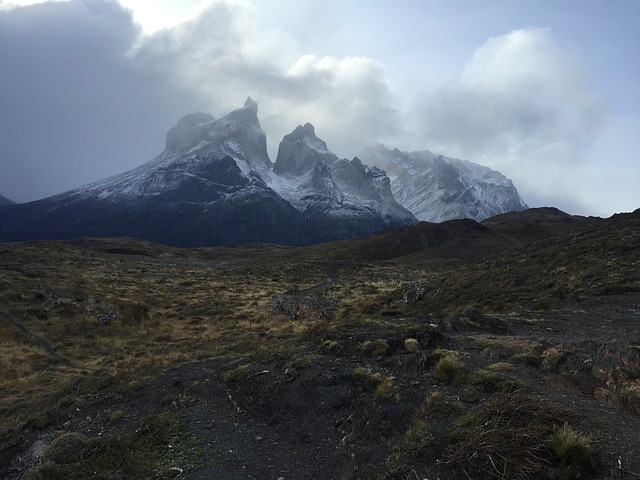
(2, 3, 618, 216)
(0, 0, 204, 202)
(0, 0, 397, 202)
(133, 1, 398, 158)
(266, 54, 398, 157)
(414, 28, 603, 211)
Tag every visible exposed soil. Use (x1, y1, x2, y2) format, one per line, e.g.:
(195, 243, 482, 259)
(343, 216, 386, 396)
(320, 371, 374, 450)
(5, 293, 640, 480)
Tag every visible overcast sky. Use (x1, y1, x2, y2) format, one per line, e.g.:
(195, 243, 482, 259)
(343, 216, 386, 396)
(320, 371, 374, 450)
(1, 0, 638, 216)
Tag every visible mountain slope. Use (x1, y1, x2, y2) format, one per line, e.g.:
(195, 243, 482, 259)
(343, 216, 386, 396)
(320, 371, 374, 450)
(0, 99, 315, 247)
(0, 101, 530, 247)
(0, 194, 15, 206)
(269, 124, 417, 241)
(360, 145, 528, 222)
(0, 100, 416, 247)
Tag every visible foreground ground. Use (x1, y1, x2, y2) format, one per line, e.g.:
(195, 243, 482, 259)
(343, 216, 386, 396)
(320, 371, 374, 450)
(1, 208, 639, 479)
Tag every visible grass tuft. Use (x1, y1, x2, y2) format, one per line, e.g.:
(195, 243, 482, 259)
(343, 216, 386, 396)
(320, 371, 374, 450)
(361, 339, 390, 357)
(434, 355, 466, 385)
(549, 423, 594, 479)
(403, 338, 420, 352)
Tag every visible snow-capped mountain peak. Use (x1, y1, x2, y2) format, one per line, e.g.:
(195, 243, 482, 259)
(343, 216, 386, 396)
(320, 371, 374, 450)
(273, 122, 338, 176)
(0, 98, 527, 247)
(360, 145, 527, 222)
(268, 125, 417, 237)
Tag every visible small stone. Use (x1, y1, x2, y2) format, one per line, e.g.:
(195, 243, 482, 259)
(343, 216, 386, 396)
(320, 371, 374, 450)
(168, 466, 184, 478)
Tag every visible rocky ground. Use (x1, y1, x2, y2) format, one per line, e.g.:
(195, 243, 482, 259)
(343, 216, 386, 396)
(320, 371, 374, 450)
(1, 208, 639, 479)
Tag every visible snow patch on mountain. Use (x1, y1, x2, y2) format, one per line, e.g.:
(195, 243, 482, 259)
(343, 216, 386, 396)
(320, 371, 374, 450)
(65, 98, 271, 203)
(360, 145, 527, 222)
(269, 124, 416, 228)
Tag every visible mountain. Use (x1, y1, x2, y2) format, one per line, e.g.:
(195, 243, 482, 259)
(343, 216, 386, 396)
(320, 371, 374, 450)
(0, 99, 314, 247)
(269, 123, 417, 242)
(481, 206, 601, 241)
(0, 99, 415, 247)
(0, 194, 15, 206)
(359, 145, 528, 222)
(273, 123, 338, 176)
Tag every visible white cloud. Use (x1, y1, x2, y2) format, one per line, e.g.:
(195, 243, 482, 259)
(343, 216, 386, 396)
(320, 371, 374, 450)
(116, 0, 210, 34)
(132, 0, 398, 158)
(414, 28, 604, 212)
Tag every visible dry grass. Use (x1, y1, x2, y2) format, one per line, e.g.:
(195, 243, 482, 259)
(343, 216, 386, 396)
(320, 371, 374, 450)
(447, 391, 596, 480)
(550, 423, 593, 473)
(1, 212, 638, 479)
(433, 355, 466, 385)
(0, 239, 342, 428)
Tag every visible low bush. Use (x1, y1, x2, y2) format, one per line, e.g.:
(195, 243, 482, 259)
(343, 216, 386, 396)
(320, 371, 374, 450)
(361, 339, 390, 357)
(550, 423, 594, 479)
(434, 355, 465, 385)
(448, 391, 599, 480)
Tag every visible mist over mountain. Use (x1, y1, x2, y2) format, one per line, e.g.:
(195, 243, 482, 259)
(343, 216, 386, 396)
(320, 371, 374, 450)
(0, 99, 527, 247)
(360, 145, 528, 222)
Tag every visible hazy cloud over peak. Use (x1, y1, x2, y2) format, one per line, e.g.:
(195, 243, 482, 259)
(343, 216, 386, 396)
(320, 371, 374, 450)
(0, 0, 397, 201)
(132, 1, 398, 158)
(419, 28, 602, 163)
(411, 28, 606, 213)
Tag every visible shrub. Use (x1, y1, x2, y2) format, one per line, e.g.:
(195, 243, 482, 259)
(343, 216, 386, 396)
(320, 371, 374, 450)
(405, 392, 462, 457)
(403, 338, 419, 352)
(470, 369, 522, 393)
(511, 352, 542, 367)
(447, 392, 599, 480)
(434, 355, 465, 385)
(541, 347, 569, 372)
(352, 367, 395, 399)
(374, 376, 395, 399)
(44, 432, 94, 465)
(550, 423, 593, 478)
(352, 367, 381, 385)
(361, 339, 389, 357)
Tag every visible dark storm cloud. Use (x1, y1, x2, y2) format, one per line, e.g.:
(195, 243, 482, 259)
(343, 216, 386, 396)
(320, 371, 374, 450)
(0, 0, 205, 202)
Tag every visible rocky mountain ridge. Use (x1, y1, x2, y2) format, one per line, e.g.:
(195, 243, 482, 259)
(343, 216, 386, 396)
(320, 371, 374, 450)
(0, 99, 415, 246)
(0, 99, 526, 246)
(360, 145, 528, 222)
